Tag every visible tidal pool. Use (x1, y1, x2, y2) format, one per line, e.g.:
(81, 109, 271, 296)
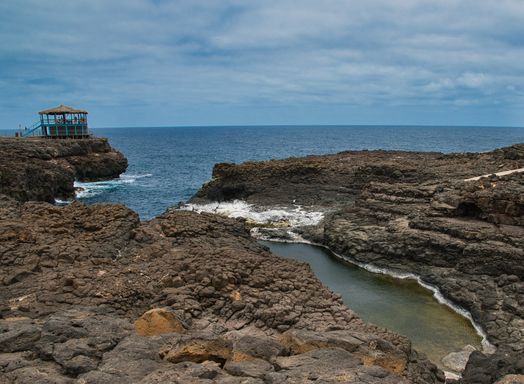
(260, 240, 482, 368)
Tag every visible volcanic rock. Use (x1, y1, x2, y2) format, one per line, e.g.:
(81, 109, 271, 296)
(134, 308, 186, 336)
(192, 144, 524, 383)
(0, 199, 443, 383)
(0, 137, 127, 202)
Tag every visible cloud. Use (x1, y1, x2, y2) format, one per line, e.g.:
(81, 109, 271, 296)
(457, 73, 489, 88)
(0, 0, 523, 126)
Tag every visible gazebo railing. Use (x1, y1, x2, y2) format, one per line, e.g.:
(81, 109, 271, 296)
(45, 124, 88, 137)
(19, 121, 90, 138)
(20, 121, 42, 137)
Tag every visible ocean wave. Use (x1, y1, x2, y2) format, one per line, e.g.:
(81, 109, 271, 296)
(74, 173, 152, 199)
(119, 173, 153, 183)
(181, 200, 325, 227)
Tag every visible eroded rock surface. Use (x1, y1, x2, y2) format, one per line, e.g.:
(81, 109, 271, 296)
(192, 144, 524, 383)
(192, 145, 524, 208)
(0, 198, 443, 383)
(0, 137, 127, 202)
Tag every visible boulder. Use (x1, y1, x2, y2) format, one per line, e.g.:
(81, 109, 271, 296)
(160, 336, 233, 364)
(134, 308, 186, 336)
(495, 375, 524, 384)
(441, 345, 476, 373)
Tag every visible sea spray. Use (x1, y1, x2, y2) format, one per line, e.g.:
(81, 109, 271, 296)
(74, 173, 153, 199)
(181, 200, 325, 227)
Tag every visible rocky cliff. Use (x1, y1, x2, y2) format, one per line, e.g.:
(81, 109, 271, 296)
(0, 137, 127, 202)
(0, 139, 444, 383)
(192, 145, 524, 209)
(0, 198, 442, 383)
(192, 144, 524, 384)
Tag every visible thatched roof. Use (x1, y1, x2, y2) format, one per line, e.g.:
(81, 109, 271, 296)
(38, 104, 88, 115)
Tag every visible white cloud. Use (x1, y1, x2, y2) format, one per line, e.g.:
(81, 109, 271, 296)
(0, 0, 523, 126)
(456, 73, 489, 88)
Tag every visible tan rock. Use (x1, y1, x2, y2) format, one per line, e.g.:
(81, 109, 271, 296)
(495, 375, 524, 384)
(134, 308, 185, 336)
(230, 290, 241, 301)
(160, 337, 232, 364)
(441, 344, 476, 373)
(279, 329, 363, 355)
(360, 354, 407, 375)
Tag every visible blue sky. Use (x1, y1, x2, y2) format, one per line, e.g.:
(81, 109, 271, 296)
(1, 0, 523, 128)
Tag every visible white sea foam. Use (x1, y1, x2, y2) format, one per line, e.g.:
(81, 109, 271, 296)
(181, 200, 325, 227)
(251, 227, 306, 241)
(54, 198, 72, 205)
(74, 173, 152, 199)
(119, 173, 153, 183)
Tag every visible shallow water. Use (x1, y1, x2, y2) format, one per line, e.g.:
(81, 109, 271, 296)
(260, 240, 482, 369)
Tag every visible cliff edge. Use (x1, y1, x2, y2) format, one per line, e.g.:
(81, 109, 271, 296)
(0, 137, 128, 202)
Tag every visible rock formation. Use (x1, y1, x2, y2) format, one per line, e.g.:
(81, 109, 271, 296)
(0, 137, 127, 202)
(0, 138, 443, 383)
(0, 198, 443, 383)
(192, 144, 524, 383)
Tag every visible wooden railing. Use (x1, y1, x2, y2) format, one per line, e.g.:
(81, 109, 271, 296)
(20, 121, 42, 137)
(19, 121, 90, 138)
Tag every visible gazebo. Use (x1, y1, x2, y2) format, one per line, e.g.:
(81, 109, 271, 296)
(19, 104, 90, 139)
(38, 105, 89, 138)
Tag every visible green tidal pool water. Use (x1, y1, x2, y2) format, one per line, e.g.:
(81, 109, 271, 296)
(261, 240, 482, 368)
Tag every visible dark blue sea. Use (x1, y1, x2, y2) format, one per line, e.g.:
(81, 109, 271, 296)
(2, 126, 524, 219)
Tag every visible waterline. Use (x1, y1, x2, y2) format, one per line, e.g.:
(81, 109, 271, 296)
(262, 240, 487, 375)
(261, 236, 494, 357)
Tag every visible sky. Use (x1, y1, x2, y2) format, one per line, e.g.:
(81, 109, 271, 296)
(1, 0, 524, 128)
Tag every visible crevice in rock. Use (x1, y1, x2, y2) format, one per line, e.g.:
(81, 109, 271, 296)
(454, 202, 485, 219)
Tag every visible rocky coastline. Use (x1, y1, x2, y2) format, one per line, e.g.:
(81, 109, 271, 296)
(191, 144, 524, 383)
(0, 137, 128, 202)
(0, 138, 444, 383)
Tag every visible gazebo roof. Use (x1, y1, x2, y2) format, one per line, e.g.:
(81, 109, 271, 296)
(38, 104, 88, 115)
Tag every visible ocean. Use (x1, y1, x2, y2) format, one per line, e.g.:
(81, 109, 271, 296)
(2, 125, 524, 218)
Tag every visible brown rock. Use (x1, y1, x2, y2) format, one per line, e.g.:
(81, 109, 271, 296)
(495, 375, 524, 384)
(0, 137, 127, 202)
(134, 308, 186, 336)
(160, 337, 232, 364)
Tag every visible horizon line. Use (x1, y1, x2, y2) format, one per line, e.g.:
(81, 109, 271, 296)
(1, 123, 524, 132)
(90, 123, 524, 129)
